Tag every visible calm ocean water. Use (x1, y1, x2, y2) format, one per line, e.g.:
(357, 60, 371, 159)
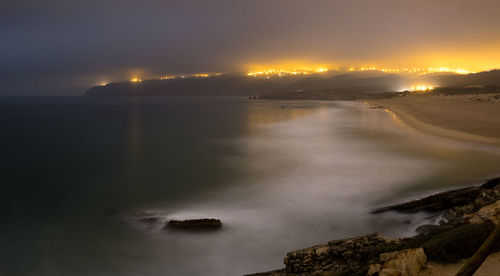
(1, 96, 500, 275)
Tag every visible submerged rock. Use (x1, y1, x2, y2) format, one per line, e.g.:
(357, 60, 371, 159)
(166, 218, 222, 231)
(122, 210, 168, 230)
(139, 217, 161, 224)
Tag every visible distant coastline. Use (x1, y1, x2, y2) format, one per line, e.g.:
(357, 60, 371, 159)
(84, 70, 500, 98)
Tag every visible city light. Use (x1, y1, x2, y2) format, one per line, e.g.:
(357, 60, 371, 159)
(410, 85, 434, 91)
(246, 67, 330, 77)
(158, 73, 220, 80)
(159, 75, 177, 80)
(358, 66, 472, 75)
(246, 65, 475, 78)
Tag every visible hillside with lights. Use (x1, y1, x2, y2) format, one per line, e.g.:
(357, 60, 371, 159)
(85, 69, 500, 98)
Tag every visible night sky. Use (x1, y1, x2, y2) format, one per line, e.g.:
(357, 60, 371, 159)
(2, 0, 500, 95)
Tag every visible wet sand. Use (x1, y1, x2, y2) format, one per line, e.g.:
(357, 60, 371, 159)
(367, 93, 500, 145)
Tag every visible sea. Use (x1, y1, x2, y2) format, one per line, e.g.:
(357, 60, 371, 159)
(1, 96, 500, 275)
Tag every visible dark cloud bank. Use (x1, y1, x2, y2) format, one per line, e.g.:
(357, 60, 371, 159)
(1, 0, 500, 96)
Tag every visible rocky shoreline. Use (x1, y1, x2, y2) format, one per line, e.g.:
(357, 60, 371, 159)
(248, 177, 500, 276)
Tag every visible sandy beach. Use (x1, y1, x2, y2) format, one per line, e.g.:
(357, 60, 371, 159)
(367, 92, 500, 276)
(367, 93, 500, 145)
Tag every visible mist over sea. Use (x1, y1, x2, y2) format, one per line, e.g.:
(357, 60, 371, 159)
(1, 97, 500, 276)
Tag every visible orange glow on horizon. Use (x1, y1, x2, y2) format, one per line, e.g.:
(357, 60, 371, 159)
(246, 67, 331, 77)
(243, 48, 500, 77)
(245, 64, 481, 78)
(157, 72, 222, 80)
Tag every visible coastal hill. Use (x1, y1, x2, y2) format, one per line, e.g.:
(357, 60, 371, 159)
(84, 71, 401, 97)
(282, 71, 406, 92)
(423, 69, 500, 87)
(86, 74, 293, 97)
(84, 70, 500, 97)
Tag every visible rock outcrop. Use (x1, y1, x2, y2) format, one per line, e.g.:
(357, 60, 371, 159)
(367, 248, 427, 276)
(372, 187, 482, 214)
(371, 177, 500, 218)
(165, 218, 222, 231)
(441, 179, 500, 226)
(252, 221, 496, 276)
(466, 200, 500, 225)
(284, 233, 387, 275)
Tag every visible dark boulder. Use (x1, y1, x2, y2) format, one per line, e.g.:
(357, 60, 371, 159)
(139, 217, 161, 225)
(421, 221, 497, 263)
(166, 218, 222, 231)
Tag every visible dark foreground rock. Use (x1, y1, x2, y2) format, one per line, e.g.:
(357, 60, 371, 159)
(166, 219, 222, 231)
(284, 233, 387, 275)
(250, 221, 497, 276)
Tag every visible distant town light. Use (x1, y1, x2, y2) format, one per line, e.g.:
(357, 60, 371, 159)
(246, 67, 331, 77)
(410, 85, 434, 91)
(245, 65, 474, 78)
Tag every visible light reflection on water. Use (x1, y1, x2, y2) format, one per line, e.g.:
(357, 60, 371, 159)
(244, 100, 325, 132)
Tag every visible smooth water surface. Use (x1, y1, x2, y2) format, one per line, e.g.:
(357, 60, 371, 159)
(1, 97, 500, 275)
